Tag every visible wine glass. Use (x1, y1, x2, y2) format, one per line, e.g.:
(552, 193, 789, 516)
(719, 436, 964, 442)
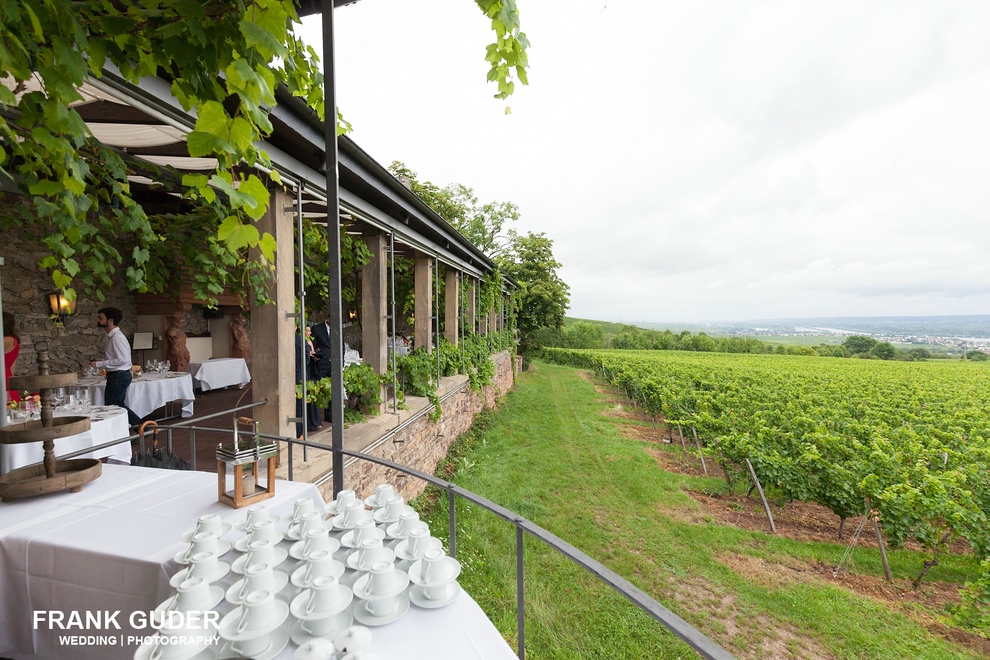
(51, 387, 66, 410)
(78, 389, 91, 410)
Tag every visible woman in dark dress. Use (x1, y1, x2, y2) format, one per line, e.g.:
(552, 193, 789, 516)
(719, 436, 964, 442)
(4, 312, 20, 403)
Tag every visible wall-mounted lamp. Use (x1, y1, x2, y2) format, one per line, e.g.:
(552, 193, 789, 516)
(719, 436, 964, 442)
(48, 292, 76, 327)
(348, 309, 358, 321)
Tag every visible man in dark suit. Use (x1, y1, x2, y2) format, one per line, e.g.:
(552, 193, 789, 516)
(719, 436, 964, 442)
(310, 317, 334, 421)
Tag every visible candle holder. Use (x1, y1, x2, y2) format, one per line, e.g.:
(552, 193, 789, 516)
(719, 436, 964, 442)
(217, 416, 277, 508)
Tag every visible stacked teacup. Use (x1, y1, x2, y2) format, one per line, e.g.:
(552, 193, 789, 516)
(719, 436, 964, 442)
(393, 526, 443, 574)
(289, 574, 354, 645)
(351, 560, 411, 626)
(407, 548, 462, 609)
(217, 588, 290, 659)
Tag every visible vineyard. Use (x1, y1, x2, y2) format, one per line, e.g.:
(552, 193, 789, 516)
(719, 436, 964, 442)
(542, 348, 990, 630)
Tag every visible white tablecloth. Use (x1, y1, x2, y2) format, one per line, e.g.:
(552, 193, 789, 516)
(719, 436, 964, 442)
(72, 372, 195, 419)
(0, 466, 516, 660)
(0, 407, 131, 474)
(186, 358, 251, 391)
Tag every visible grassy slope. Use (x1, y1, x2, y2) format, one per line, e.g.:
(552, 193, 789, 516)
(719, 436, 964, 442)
(414, 361, 981, 659)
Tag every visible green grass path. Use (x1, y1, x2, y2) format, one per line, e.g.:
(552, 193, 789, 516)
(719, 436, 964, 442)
(414, 361, 981, 659)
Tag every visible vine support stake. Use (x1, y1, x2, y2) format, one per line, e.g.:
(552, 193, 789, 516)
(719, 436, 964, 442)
(677, 425, 686, 450)
(866, 497, 892, 582)
(691, 426, 708, 476)
(745, 458, 776, 533)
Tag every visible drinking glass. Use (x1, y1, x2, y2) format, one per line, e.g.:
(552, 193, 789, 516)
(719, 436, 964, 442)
(164, 360, 171, 373)
(51, 387, 66, 410)
(79, 389, 91, 410)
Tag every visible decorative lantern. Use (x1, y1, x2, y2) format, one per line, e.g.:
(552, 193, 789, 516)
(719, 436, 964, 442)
(217, 417, 277, 508)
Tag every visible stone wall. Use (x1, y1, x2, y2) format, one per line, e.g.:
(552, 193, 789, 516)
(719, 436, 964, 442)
(318, 350, 515, 503)
(0, 210, 137, 377)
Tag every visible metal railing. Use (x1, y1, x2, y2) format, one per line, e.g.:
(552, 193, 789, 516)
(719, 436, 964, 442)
(282, 434, 735, 660)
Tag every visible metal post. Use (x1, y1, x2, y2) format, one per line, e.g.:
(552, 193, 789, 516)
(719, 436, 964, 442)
(516, 521, 525, 659)
(321, 0, 345, 497)
(448, 486, 457, 559)
(434, 258, 440, 386)
(389, 232, 397, 415)
(189, 428, 197, 471)
(0, 257, 6, 434)
(296, 181, 308, 463)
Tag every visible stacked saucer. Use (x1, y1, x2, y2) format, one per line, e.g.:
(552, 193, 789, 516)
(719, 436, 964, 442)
(329, 501, 371, 534)
(226, 562, 289, 606)
(289, 574, 353, 646)
(291, 548, 347, 589)
(180, 514, 232, 543)
(351, 561, 410, 626)
(233, 518, 283, 553)
(407, 548, 461, 609)
(231, 538, 288, 575)
(287, 510, 331, 542)
(372, 496, 415, 532)
(364, 484, 396, 509)
(174, 531, 231, 566)
(290, 526, 342, 561)
(384, 511, 428, 547)
(323, 489, 357, 517)
(217, 589, 290, 660)
(234, 504, 280, 533)
(170, 550, 230, 589)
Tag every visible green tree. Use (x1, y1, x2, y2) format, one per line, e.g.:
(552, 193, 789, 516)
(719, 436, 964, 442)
(498, 230, 569, 350)
(870, 341, 896, 360)
(966, 350, 989, 361)
(844, 335, 878, 355)
(563, 322, 604, 349)
(1, 1, 529, 302)
(387, 162, 518, 256)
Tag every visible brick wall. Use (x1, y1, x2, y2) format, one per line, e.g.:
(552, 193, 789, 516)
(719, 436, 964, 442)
(318, 350, 515, 503)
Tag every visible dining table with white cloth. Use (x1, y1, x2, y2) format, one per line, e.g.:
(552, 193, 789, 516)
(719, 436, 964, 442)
(71, 371, 195, 419)
(0, 465, 517, 660)
(0, 405, 131, 475)
(186, 358, 251, 391)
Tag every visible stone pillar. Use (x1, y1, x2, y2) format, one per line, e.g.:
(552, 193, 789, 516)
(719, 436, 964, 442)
(414, 254, 433, 352)
(250, 188, 296, 440)
(467, 279, 477, 335)
(444, 269, 459, 347)
(361, 233, 388, 374)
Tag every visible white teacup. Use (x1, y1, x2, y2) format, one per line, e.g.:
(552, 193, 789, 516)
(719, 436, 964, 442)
(366, 561, 398, 597)
(375, 496, 408, 523)
(333, 501, 369, 530)
(236, 590, 277, 634)
(326, 489, 357, 515)
(184, 551, 223, 583)
(353, 539, 390, 571)
(419, 549, 451, 584)
(184, 513, 227, 541)
(246, 519, 280, 546)
(241, 505, 272, 531)
(238, 539, 277, 573)
(172, 577, 213, 612)
(347, 519, 384, 547)
(236, 563, 277, 603)
(304, 575, 348, 616)
(367, 484, 394, 508)
(182, 531, 220, 563)
(292, 510, 326, 539)
(389, 512, 424, 539)
(291, 498, 316, 523)
(301, 528, 339, 558)
(303, 550, 339, 585)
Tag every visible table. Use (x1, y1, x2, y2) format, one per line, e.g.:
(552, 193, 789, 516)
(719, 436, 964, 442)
(0, 466, 516, 660)
(186, 358, 251, 392)
(0, 406, 131, 474)
(72, 372, 195, 419)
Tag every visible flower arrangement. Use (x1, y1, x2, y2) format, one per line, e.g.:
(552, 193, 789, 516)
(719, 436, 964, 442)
(131, 364, 142, 376)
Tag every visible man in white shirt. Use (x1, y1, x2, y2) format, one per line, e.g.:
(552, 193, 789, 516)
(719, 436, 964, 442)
(91, 307, 141, 426)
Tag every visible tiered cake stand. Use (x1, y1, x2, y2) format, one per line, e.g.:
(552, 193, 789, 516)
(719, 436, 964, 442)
(0, 342, 100, 501)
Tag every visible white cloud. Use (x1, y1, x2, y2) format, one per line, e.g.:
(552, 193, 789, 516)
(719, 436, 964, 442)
(300, 0, 990, 322)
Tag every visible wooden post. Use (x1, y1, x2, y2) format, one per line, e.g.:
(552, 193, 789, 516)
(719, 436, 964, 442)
(677, 425, 686, 450)
(691, 426, 708, 476)
(746, 458, 776, 533)
(867, 497, 892, 582)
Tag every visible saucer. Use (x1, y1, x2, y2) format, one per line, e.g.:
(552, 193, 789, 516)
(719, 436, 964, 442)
(408, 556, 461, 587)
(408, 582, 462, 609)
(351, 568, 409, 600)
(230, 547, 288, 574)
(155, 584, 225, 614)
(394, 536, 443, 562)
(234, 531, 284, 553)
(289, 536, 341, 560)
(352, 593, 410, 626)
(289, 586, 353, 620)
(169, 560, 230, 588)
(289, 560, 346, 589)
(346, 547, 396, 572)
(372, 504, 413, 525)
(225, 570, 289, 606)
(180, 523, 232, 544)
(218, 625, 289, 660)
(324, 499, 355, 515)
(289, 611, 353, 647)
(234, 514, 280, 533)
(329, 512, 368, 531)
(364, 493, 393, 509)
(286, 520, 330, 542)
(384, 520, 425, 540)
(218, 599, 290, 642)
(339, 527, 385, 549)
(174, 539, 232, 565)
(135, 636, 217, 660)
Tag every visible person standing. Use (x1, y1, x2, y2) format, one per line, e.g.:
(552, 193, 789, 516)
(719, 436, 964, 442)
(310, 317, 334, 422)
(91, 307, 141, 426)
(3, 312, 20, 403)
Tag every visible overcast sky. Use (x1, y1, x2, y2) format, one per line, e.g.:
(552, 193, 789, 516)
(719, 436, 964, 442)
(298, 1, 990, 324)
